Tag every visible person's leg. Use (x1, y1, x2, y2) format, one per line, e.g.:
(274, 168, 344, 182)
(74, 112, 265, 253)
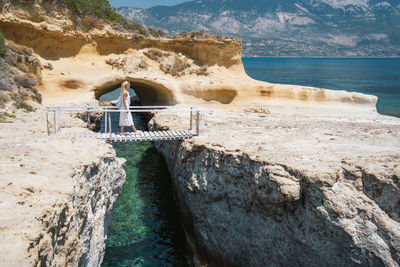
(131, 124, 137, 133)
(120, 126, 124, 133)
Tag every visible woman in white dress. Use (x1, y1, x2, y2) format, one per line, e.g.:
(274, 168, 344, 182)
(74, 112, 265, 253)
(119, 81, 138, 133)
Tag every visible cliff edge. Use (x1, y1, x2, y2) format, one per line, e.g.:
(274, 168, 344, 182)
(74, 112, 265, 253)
(150, 109, 400, 266)
(1, 0, 398, 266)
(0, 0, 377, 111)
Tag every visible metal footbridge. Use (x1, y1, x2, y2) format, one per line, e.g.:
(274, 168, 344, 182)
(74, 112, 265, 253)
(44, 106, 202, 142)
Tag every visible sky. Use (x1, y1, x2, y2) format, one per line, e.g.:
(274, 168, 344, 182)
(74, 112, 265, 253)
(109, 0, 190, 9)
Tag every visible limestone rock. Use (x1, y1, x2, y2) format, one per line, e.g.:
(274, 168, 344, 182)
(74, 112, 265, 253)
(0, 0, 378, 109)
(150, 109, 400, 266)
(0, 110, 126, 266)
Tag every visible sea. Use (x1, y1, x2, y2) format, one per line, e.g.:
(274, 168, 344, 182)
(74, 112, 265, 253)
(243, 57, 400, 118)
(101, 58, 400, 266)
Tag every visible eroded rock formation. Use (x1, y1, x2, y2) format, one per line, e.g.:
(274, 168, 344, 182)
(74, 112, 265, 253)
(1, 1, 399, 266)
(0, 109, 126, 265)
(149, 109, 400, 266)
(28, 156, 125, 266)
(0, 0, 377, 109)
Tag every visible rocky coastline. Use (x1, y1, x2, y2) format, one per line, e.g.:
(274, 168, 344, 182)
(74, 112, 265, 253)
(0, 0, 399, 266)
(0, 109, 126, 265)
(149, 108, 400, 266)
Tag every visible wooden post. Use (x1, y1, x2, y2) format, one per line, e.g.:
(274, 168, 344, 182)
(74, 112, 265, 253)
(46, 112, 50, 136)
(104, 111, 108, 134)
(190, 107, 193, 130)
(108, 112, 112, 142)
(196, 110, 200, 136)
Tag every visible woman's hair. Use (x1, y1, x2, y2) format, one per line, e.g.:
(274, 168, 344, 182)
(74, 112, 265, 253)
(120, 81, 130, 94)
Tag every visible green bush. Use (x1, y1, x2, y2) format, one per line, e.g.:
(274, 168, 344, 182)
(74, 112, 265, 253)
(0, 112, 16, 123)
(67, 0, 140, 31)
(0, 32, 6, 58)
(13, 101, 35, 112)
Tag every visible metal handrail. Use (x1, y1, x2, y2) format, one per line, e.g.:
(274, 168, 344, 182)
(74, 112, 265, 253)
(44, 106, 199, 113)
(44, 105, 202, 140)
(44, 105, 199, 111)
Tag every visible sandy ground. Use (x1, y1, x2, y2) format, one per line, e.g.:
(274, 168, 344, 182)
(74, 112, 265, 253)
(0, 107, 115, 265)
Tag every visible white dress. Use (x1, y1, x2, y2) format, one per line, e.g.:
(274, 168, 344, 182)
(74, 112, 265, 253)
(119, 91, 134, 126)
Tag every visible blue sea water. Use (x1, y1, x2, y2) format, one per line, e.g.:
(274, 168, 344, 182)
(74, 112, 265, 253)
(242, 57, 400, 117)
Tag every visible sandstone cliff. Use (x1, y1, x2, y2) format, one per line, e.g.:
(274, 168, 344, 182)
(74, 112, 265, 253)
(150, 109, 400, 266)
(1, 1, 398, 266)
(0, 0, 377, 110)
(0, 109, 126, 266)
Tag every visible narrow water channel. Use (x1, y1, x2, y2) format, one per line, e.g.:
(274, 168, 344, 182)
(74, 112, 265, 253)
(99, 90, 189, 266)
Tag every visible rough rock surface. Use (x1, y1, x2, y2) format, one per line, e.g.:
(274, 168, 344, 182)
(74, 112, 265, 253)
(0, 0, 378, 110)
(0, 109, 126, 265)
(1, 1, 399, 266)
(150, 108, 400, 266)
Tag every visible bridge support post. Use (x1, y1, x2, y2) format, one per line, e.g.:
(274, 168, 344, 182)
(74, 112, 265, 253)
(46, 112, 50, 136)
(190, 107, 193, 131)
(54, 110, 60, 133)
(196, 110, 200, 136)
(108, 112, 112, 142)
(104, 112, 108, 134)
(86, 112, 90, 128)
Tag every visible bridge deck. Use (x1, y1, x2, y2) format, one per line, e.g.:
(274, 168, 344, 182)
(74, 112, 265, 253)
(58, 130, 196, 142)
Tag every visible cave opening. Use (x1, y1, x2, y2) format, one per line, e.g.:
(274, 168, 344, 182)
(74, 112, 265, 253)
(94, 78, 177, 106)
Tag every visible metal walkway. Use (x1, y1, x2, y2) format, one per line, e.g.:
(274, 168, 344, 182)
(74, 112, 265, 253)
(44, 106, 201, 142)
(59, 130, 196, 142)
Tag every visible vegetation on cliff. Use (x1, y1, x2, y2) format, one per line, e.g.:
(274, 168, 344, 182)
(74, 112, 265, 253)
(0, 41, 41, 112)
(143, 48, 209, 76)
(0, 32, 6, 58)
(67, 0, 139, 31)
(64, 0, 164, 36)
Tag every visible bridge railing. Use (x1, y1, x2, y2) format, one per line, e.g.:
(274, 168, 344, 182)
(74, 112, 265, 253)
(44, 105, 202, 141)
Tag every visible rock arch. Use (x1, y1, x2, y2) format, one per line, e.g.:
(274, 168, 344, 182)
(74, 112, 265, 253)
(93, 78, 177, 106)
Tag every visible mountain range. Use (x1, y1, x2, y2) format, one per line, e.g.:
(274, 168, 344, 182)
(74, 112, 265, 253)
(118, 0, 400, 57)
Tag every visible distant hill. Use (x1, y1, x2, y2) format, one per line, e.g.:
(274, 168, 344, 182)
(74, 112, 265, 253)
(118, 0, 400, 57)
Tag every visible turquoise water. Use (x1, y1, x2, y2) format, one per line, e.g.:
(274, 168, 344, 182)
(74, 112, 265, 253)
(101, 111, 189, 267)
(99, 88, 122, 102)
(243, 57, 400, 117)
(102, 58, 400, 266)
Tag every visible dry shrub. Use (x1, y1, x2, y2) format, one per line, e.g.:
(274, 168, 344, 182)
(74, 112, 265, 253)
(14, 73, 37, 89)
(0, 32, 6, 58)
(143, 49, 170, 62)
(105, 57, 127, 69)
(160, 56, 191, 76)
(148, 27, 165, 38)
(173, 57, 190, 72)
(0, 91, 9, 107)
(172, 30, 235, 43)
(194, 66, 209, 76)
(0, 112, 15, 123)
(13, 100, 35, 112)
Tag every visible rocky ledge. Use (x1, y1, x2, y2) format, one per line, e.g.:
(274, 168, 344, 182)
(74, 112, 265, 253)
(149, 107, 400, 266)
(1, 0, 378, 109)
(0, 109, 126, 265)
